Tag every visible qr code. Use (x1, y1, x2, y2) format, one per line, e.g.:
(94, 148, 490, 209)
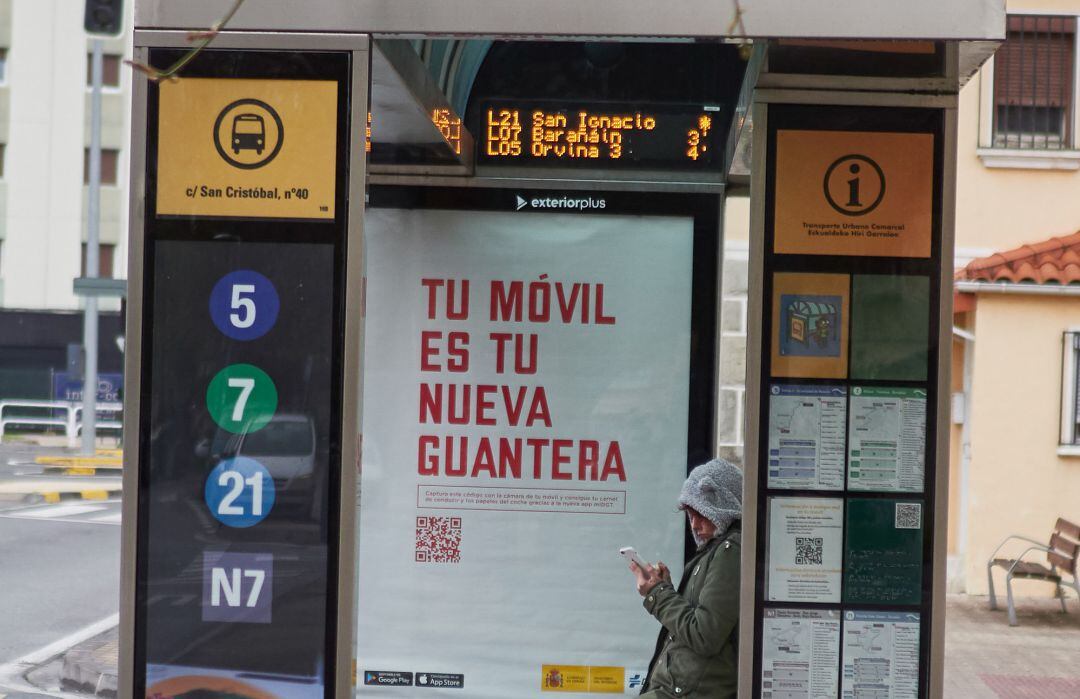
(415, 516, 462, 563)
(795, 537, 823, 565)
(895, 503, 922, 530)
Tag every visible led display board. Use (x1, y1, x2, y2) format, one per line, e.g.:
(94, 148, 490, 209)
(478, 100, 722, 169)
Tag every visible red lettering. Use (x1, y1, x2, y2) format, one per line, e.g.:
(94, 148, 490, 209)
(445, 435, 467, 476)
(475, 384, 496, 426)
(420, 331, 441, 371)
(578, 440, 599, 480)
(551, 439, 572, 480)
(421, 278, 443, 320)
(447, 384, 469, 425)
(556, 282, 582, 323)
(499, 437, 522, 478)
(503, 385, 526, 425)
(527, 438, 549, 479)
(490, 281, 523, 321)
(595, 283, 616, 325)
(419, 383, 441, 423)
(526, 386, 552, 427)
(600, 442, 626, 481)
(472, 437, 496, 477)
(447, 332, 469, 372)
(418, 435, 438, 475)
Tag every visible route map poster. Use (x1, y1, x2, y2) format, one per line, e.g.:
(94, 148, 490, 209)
(356, 207, 695, 697)
(767, 384, 846, 490)
(841, 611, 921, 698)
(760, 608, 840, 698)
(848, 387, 926, 493)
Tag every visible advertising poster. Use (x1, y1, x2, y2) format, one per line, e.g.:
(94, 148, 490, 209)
(771, 274, 850, 379)
(767, 384, 847, 490)
(766, 497, 843, 603)
(773, 130, 933, 258)
(844, 499, 924, 605)
(847, 387, 926, 493)
(156, 78, 339, 219)
(841, 611, 921, 698)
(357, 208, 694, 696)
(761, 608, 841, 699)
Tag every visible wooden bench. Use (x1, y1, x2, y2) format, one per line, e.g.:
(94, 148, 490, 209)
(987, 517, 1080, 626)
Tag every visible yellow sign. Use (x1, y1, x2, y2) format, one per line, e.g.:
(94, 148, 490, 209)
(540, 665, 624, 693)
(774, 130, 933, 258)
(771, 273, 851, 379)
(157, 78, 338, 219)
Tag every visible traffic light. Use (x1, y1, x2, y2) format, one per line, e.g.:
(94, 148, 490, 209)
(84, 0, 123, 36)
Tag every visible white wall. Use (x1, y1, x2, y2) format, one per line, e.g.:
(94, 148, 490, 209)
(2, 0, 130, 311)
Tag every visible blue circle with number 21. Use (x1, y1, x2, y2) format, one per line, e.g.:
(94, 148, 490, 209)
(209, 270, 280, 341)
(204, 457, 276, 528)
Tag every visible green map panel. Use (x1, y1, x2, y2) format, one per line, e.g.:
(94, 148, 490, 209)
(850, 275, 929, 381)
(844, 498, 924, 605)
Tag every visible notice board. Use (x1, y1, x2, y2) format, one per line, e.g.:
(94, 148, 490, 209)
(750, 104, 943, 699)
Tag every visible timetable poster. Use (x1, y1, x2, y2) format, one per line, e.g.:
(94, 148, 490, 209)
(841, 611, 921, 699)
(766, 497, 844, 603)
(848, 387, 926, 493)
(356, 208, 694, 697)
(767, 384, 846, 490)
(761, 609, 841, 699)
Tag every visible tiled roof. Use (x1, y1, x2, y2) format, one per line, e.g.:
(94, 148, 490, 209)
(957, 231, 1080, 284)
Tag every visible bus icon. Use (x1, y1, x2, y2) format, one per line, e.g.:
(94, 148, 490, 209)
(213, 98, 284, 169)
(232, 113, 266, 155)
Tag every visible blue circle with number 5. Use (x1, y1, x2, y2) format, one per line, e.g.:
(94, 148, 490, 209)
(209, 270, 279, 341)
(204, 457, 276, 528)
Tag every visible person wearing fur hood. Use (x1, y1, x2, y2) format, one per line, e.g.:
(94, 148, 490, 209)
(628, 459, 742, 698)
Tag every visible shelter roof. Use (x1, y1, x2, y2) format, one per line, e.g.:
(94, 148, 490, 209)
(957, 231, 1080, 284)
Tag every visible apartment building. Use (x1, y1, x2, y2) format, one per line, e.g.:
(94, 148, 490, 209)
(0, 0, 130, 398)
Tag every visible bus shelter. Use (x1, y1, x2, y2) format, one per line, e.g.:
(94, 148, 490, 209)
(121, 2, 1004, 698)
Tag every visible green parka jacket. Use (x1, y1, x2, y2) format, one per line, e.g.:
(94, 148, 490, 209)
(639, 522, 740, 699)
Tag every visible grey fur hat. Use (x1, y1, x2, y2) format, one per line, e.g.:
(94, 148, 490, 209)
(679, 459, 743, 538)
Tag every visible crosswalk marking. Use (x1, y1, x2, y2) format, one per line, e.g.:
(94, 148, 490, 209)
(17, 503, 106, 518)
(0, 499, 122, 525)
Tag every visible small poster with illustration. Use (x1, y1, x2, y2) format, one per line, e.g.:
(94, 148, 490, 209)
(771, 273, 850, 379)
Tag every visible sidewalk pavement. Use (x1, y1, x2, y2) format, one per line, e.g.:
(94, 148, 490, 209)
(944, 594, 1080, 697)
(9, 594, 1080, 698)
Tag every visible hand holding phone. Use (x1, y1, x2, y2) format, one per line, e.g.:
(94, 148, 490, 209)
(620, 546, 648, 569)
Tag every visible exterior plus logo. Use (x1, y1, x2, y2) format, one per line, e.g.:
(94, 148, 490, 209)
(513, 194, 607, 211)
(822, 154, 885, 216)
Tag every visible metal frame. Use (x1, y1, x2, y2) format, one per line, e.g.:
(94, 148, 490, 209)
(120, 32, 369, 699)
(134, 0, 1004, 41)
(369, 171, 725, 194)
(118, 44, 149, 699)
(737, 87, 958, 699)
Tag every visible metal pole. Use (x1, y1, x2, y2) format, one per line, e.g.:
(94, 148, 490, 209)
(82, 38, 103, 455)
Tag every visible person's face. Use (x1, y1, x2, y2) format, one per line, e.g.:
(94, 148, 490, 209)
(686, 507, 717, 543)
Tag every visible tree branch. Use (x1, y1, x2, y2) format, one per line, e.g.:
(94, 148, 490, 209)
(124, 0, 246, 82)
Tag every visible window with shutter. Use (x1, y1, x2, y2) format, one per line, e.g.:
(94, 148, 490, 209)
(993, 15, 1076, 150)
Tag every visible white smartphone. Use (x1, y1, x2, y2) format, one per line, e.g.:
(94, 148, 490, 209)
(619, 546, 648, 568)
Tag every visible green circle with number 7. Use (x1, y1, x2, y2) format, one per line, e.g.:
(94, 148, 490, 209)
(206, 364, 278, 434)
